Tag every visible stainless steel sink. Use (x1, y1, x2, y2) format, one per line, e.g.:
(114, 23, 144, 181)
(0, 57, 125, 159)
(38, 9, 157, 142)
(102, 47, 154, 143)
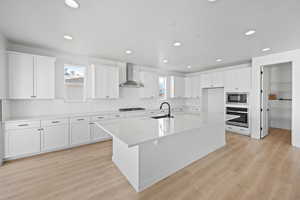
(151, 115, 174, 119)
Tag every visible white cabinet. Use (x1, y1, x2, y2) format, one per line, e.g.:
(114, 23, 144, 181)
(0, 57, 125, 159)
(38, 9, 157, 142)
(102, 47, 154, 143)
(41, 119, 69, 152)
(8, 52, 55, 99)
(70, 117, 91, 145)
(140, 71, 159, 98)
(35, 56, 55, 99)
(170, 76, 185, 98)
(201, 71, 224, 88)
(4, 120, 41, 158)
(92, 64, 119, 99)
(185, 76, 201, 98)
(224, 68, 251, 92)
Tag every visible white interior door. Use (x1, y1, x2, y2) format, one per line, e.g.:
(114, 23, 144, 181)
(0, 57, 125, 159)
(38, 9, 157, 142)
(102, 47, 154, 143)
(261, 66, 270, 138)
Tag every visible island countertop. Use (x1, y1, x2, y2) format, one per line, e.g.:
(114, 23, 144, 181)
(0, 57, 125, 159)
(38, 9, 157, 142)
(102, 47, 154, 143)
(96, 112, 238, 147)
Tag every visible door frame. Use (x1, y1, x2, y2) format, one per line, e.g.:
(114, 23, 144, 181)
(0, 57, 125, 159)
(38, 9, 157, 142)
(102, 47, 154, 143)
(251, 49, 300, 147)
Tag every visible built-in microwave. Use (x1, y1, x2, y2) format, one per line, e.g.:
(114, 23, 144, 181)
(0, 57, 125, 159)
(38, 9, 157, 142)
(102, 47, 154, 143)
(226, 93, 248, 105)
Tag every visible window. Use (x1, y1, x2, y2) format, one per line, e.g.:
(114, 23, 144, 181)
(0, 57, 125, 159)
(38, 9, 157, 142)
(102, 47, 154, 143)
(64, 65, 86, 101)
(159, 76, 167, 99)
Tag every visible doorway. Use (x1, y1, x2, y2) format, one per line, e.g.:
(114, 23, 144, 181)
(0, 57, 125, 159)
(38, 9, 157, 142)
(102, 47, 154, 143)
(260, 62, 292, 143)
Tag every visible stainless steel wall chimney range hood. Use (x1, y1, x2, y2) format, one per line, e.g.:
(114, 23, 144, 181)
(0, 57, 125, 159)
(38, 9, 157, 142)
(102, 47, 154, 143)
(119, 63, 144, 88)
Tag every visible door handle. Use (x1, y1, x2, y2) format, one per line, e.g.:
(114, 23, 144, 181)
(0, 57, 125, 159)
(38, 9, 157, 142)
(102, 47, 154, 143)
(18, 124, 29, 127)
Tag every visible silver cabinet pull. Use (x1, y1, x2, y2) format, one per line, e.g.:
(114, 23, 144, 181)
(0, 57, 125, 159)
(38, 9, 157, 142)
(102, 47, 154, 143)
(52, 121, 60, 124)
(77, 118, 85, 121)
(97, 116, 104, 119)
(18, 124, 29, 127)
(37, 128, 44, 131)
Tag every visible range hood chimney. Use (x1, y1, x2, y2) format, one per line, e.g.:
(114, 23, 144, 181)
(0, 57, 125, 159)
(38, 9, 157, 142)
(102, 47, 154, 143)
(119, 63, 144, 88)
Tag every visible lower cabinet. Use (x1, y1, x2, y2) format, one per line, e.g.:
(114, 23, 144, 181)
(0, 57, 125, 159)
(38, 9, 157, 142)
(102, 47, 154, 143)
(70, 117, 91, 145)
(5, 128, 41, 158)
(41, 124, 69, 152)
(90, 123, 112, 141)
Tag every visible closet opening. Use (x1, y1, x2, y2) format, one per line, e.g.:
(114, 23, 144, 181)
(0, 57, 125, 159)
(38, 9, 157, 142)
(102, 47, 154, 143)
(260, 62, 292, 144)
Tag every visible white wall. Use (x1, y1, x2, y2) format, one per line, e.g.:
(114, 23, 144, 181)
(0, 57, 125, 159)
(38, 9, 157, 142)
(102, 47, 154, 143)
(251, 49, 300, 148)
(5, 42, 186, 118)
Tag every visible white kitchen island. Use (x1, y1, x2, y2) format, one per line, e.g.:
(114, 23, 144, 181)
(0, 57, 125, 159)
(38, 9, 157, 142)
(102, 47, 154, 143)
(96, 112, 237, 192)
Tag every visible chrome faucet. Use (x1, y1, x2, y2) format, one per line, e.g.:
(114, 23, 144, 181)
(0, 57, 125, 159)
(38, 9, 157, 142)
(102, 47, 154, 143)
(160, 102, 171, 117)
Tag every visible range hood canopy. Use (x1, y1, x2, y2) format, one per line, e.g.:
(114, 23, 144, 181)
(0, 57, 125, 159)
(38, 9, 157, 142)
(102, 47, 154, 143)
(119, 63, 144, 88)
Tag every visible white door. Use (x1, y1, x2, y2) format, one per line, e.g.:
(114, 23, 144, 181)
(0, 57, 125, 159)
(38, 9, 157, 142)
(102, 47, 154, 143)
(237, 68, 251, 91)
(191, 76, 201, 98)
(224, 69, 236, 91)
(42, 125, 69, 151)
(174, 77, 185, 98)
(91, 123, 111, 141)
(8, 53, 35, 98)
(70, 120, 91, 145)
(6, 128, 41, 157)
(35, 56, 55, 99)
(212, 71, 224, 87)
(261, 66, 270, 138)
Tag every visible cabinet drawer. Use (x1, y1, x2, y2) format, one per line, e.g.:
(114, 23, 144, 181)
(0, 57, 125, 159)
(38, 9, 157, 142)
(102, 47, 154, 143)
(5, 120, 41, 130)
(70, 116, 90, 124)
(41, 118, 69, 127)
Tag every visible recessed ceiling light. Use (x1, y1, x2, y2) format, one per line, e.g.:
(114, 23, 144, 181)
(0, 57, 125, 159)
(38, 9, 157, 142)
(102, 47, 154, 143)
(63, 35, 73, 40)
(173, 41, 182, 47)
(216, 58, 222, 62)
(65, 0, 80, 9)
(262, 47, 271, 52)
(208, 0, 217, 2)
(162, 59, 168, 63)
(187, 65, 192, 69)
(125, 50, 133, 55)
(245, 29, 256, 36)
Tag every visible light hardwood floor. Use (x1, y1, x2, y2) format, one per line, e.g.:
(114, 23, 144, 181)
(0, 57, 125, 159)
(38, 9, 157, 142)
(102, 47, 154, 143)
(1, 128, 300, 200)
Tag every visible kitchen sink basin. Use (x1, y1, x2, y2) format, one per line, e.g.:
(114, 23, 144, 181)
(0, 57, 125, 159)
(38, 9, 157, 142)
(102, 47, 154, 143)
(151, 115, 174, 119)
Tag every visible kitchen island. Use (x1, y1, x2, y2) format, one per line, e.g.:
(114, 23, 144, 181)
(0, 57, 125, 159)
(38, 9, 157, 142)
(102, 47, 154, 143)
(96, 112, 237, 192)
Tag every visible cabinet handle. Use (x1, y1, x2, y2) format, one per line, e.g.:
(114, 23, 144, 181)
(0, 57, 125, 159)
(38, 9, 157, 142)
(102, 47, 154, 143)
(115, 115, 120, 117)
(97, 117, 104, 119)
(37, 128, 44, 131)
(77, 118, 85, 121)
(89, 122, 95, 125)
(106, 96, 110, 98)
(52, 121, 60, 124)
(18, 124, 29, 127)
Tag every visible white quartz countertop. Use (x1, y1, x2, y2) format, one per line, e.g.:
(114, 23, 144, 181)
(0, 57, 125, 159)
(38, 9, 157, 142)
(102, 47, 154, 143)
(96, 112, 239, 147)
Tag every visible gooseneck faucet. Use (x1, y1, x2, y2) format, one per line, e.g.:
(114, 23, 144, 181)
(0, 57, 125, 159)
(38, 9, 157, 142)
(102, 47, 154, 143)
(160, 102, 171, 117)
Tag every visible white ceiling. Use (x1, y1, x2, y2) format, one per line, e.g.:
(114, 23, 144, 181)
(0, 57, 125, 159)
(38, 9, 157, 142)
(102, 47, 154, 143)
(0, 0, 300, 72)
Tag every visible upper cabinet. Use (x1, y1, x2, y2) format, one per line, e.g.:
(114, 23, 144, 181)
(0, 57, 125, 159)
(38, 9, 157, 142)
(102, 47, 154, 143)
(224, 67, 251, 92)
(170, 76, 185, 98)
(139, 71, 159, 99)
(201, 71, 224, 88)
(185, 76, 201, 98)
(8, 52, 55, 99)
(91, 64, 119, 99)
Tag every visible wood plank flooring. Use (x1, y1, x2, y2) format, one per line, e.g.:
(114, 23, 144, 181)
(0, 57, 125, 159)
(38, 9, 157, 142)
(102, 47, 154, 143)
(1, 128, 300, 200)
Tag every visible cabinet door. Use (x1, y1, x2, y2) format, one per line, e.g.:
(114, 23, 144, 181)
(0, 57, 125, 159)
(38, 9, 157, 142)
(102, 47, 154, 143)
(212, 71, 224, 87)
(94, 65, 108, 99)
(201, 73, 212, 88)
(6, 128, 41, 157)
(140, 71, 158, 98)
(191, 76, 201, 98)
(8, 53, 35, 99)
(70, 121, 91, 145)
(42, 125, 69, 151)
(91, 123, 111, 141)
(224, 69, 236, 91)
(174, 77, 185, 98)
(185, 77, 192, 98)
(237, 68, 251, 91)
(35, 56, 55, 99)
(107, 66, 120, 98)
